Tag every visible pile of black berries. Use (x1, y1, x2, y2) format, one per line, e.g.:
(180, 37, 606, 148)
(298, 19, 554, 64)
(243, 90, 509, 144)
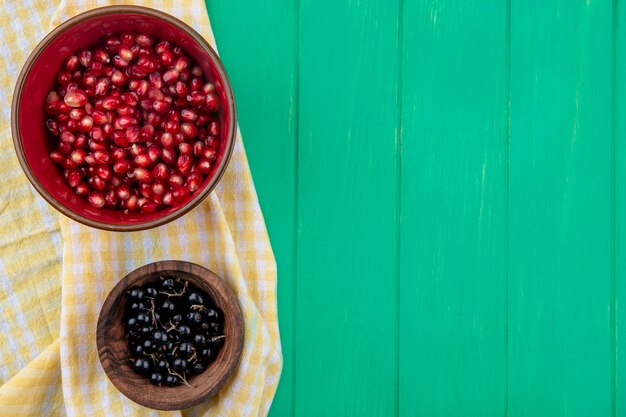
(124, 275, 225, 386)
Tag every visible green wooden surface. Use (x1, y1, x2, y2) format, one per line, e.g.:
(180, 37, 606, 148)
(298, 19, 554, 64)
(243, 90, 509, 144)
(509, 2, 613, 416)
(206, 0, 622, 415)
(617, 0, 624, 415)
(399, 1, 508, 415)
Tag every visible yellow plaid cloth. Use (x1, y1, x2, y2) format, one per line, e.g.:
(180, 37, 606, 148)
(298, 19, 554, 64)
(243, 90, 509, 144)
(0, 1, 282, 416)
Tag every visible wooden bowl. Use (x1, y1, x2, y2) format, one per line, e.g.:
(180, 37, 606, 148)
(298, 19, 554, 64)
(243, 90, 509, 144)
(97, 260, 244, 410)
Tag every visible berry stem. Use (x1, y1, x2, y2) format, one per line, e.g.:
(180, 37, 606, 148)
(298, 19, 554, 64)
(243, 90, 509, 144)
(168, 369, 193, 388)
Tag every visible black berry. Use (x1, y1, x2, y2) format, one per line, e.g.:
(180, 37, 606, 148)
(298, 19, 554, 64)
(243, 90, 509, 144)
(124, 275, 225, 387)
(150, 372, 163, 386)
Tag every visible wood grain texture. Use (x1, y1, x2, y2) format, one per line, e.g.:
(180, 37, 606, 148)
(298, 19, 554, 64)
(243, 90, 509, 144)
(399, 1, 508, 415)
(97, 261, 244, 411)
(508, 1, 613, 416)
(206, 0, 621, 415)
(294, 0, 399, 415)
(204, 2, 298, 416)
(616, 0, 624, 415)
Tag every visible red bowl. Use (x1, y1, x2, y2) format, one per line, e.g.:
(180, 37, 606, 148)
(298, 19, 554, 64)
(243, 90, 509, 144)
(11, 6, 236, 231)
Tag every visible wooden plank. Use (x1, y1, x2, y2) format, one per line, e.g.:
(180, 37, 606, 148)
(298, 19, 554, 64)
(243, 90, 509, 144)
(205, 2, 298, 415)
(508, 1, 613, 416)
(399, 2, 508, 415)
(616, 0, 624, 415)
(294, 0, 399, 415)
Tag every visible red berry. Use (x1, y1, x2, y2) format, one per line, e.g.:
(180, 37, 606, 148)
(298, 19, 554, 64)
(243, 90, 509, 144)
(186, 172, 202, 192)
(64, 55, 79, 71)
(94, 78, 110, 96)
(147, 144, 162, 162)
(67, 169, 82, 187)
(70, 149, 87, 165)
(140, 201, 158, 213)
(50, 150, 64, 165)
(102, 95, 121, 110)
(46, 35, 224, 212)
(64, 90, 88, 107)
(140, 125, 155, 142)
(180, 123, 198, 139)
(177, 154, 192, 175)
(113, 159, 132, 174)
(105, 189, 118, 207)
(88, 192, 105, 208)
(179, 142, 192, 155)
(116, 184, 131, 201)
(78, 49, 92, 67)
(96, 165, 112, 181)
(75, 182, 90, 196)
(135, 34, 154, 47)
(93, 150, 111, 165)
(152, 163, 169, 181)
(134, 153, 152, 168)
(89, 176, 106, 192)
(205, 93, 220, 112)
(197, 158, 212, 174)
(134, 167, 152, 183)
(162, 69, 179, 85)
(171, 185, 190, 202)
(168, 173, 184, 188)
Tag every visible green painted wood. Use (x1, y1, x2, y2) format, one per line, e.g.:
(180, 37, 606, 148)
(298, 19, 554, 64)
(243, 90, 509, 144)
(293, 0, 399, 415)
(616, 0, 624, 415)
(399, 2, 508, 415)
(204, 2, 298, 416)
(207, 0, 621, 415)
(508, 1, 613, 416)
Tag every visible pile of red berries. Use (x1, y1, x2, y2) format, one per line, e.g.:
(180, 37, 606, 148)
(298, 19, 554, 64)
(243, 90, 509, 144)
(44, 32, 222, 213)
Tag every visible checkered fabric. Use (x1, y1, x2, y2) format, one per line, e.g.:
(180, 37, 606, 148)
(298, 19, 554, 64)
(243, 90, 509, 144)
(0, 1, 282, 416)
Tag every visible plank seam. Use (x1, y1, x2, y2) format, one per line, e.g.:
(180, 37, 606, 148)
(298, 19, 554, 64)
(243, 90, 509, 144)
(292, 0, 301, 414)
(395, 0, 403, 415)
(505, 0, 511, 415)
(611, 1, 618, 416)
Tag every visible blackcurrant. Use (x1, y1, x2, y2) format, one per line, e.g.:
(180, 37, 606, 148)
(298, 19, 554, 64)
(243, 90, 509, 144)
(164, 374, 179, 386)
(205, 308, 221, 321)
(187, 291, 205, 305)
(199, 347, 213, 361)
(143, 339, 156, 353)
(129, 288, 145, 300)
(133, 344, 143, 355)
(152, 331, 167, 344)
(136, 313, 150, 324)
(161, 277, 175, 290)
(193, 333, 208, 347)
(191, 361, 205, 375)
(208, 322, 222, 334)
(178, 325, 192, 339)
(125, 276, 225, 386)
(160, 299, 176, 313)
(178, 342, 193, 357)
(157, 359, 168, 371)
(186, 311, 203, 326)
(129, 301, 145, 311)
(172, 357, 187, 373)
(149, 372, 163, 386)
(132, 358, 151, 375)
